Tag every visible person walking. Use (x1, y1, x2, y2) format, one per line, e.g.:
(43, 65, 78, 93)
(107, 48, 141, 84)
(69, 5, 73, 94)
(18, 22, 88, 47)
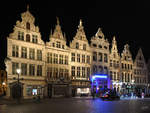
(141, 92, 144, 99)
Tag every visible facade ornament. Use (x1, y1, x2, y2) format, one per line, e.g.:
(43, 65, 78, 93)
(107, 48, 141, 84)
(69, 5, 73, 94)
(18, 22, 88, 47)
(79, 19, 82, 27)
(27, 4, 29, 11)
(56, 17, 60, 25)
(95, 27, 104, 38)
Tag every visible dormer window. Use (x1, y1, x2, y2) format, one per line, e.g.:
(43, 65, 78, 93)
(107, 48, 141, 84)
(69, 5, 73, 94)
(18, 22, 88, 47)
(83, 44, 86, 50)
(32, 35, 38, 43)
(26, 22, 30, 30)
(104, 46, 107, 49)
(76, 42, 79, 49)
(93, 44, 97, 47)
(56, 42, 61, 48)
(99, 45, 102, 48)
(52, 43, 55, 47)
(26, 34, 30, 42)
(62, 45, 64, 49)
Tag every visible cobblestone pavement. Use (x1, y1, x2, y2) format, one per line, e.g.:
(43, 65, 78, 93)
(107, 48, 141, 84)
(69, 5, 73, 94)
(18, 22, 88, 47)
(1, 97, 150, 113)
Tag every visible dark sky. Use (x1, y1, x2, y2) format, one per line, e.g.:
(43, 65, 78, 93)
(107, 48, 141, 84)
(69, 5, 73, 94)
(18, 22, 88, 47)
(0, 0, 150, 69)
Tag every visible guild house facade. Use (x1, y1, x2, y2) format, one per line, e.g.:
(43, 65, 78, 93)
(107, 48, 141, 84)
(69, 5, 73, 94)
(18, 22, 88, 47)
(4, 6, 149, 99)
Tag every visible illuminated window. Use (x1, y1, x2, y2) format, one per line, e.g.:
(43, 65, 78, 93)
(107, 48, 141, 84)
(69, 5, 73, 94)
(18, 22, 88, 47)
(29, 64, 35, 76)
(37, 65, 42, 76)
(82, 67, 86, 77)
(122, 73, 124, 82)
(82, 55, 85, 63)
(18, 31, 24, 40)
(56, 41, 61, 48)
(114, 72, 116, 80)
(29, 48, 35, 59)
(77, 67, 80, 77)
(104, 67, 108, 74)
(86, 55, 90, 64)
(59, 55, 63, 64)
(55, 54, 58, 64)
(65, 56, 68, 64)
(113, 60, 116, 67)
(26, 34, 30, 42)
(93, 52, 97, 61)
(110, 71, 112, 80)
(12, 45, 19, 57)
(87, 67, 90, 77)
(110, 60, 112, 67)
(32, 35, 38, 43)
(71, 53, 75, 62)
(47, 67, 52, 79)
(93, 65, 97, 74)
(71, 66, 75, 76)
(125, 73, 127, 82)
(128, 74, 130, 82)
(21, 47, 27, 58)
(21, 63, 27, 75)
(12, 62, 19, 74)
(26, 22, 30, 30)
(47, 53, 52, 63)
(98, 52, 102, 62)
(65, 69, 69, 79)
(37, 50, 42, 61)
(99, 66, 103, 73)
(117, 72, 119, 80)
(104, 54, 108, 62)
(77, 54, 80, 62)
(59, 68, 64, 78)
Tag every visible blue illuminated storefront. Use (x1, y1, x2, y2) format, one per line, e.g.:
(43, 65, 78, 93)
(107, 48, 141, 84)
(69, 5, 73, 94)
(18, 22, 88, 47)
(91, 74, 111, 95)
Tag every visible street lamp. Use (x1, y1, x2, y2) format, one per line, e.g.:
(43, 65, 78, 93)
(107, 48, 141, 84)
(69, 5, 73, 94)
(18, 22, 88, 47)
(16, 68, 21, 102)
(16, 69, 21, 85)
(131, 80, 135, 84)
(2, 82, 6, 95)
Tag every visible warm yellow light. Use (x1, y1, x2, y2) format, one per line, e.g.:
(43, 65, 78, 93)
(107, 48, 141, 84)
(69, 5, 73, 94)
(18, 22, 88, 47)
(2, 82, 6, 86)
(16, 68, 21, 74)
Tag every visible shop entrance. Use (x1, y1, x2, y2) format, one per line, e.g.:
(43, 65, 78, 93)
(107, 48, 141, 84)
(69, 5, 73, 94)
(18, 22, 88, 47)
(10, 82, 23, 99)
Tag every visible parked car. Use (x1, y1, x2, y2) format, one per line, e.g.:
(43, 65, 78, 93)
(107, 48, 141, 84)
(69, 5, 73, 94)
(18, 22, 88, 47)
(100, 90, 120, 100)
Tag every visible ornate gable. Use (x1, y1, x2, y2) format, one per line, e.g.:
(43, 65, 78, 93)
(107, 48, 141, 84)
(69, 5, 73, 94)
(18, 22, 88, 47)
(95, 28, 104, 39)
(8, 5, 44, 45)
(134, 48, 147, 68)
(121, 44, 132, 61)
(91, 28, 108, 43)
(50, 17, 66, 41)
(74, 19, 88, 41)
(15, 5, 39, 32)
(110, 36, 120, 58)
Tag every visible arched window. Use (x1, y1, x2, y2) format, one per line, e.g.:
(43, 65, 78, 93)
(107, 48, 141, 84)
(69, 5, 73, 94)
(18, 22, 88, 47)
(83, 44, 86, 50)
(26, 22, 30, 30)
(76, 42, 79, 49)
(26, 34, 30, 42)
(93, 44, 97, 47)
(98, 45, 102, 48)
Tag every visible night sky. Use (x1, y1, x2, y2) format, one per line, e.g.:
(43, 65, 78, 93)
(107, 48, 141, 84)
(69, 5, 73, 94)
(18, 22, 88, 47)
(0, 1, 150, 69)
